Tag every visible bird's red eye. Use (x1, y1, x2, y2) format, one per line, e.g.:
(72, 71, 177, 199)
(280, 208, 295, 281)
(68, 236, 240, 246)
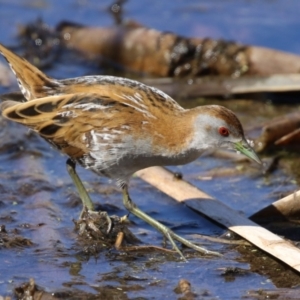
(218, 127, 229, 137)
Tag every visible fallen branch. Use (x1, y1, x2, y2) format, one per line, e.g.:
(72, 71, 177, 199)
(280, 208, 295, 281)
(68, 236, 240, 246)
(136, 166, 300, 273)
(251, 190, 300, 222)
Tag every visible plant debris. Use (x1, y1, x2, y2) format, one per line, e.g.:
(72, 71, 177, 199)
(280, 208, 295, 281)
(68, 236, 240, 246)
(73, 207, 139, 256)
(0, 225, 33, 249)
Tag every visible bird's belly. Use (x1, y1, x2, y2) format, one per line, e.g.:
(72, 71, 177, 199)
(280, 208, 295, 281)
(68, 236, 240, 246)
(79, 148, 203, 184)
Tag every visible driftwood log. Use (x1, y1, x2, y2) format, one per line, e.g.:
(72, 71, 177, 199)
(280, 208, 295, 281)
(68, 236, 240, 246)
(58, 21, 300, 78)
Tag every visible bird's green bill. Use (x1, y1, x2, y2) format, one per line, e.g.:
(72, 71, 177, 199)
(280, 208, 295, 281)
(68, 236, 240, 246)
(235, 140, 261, 164)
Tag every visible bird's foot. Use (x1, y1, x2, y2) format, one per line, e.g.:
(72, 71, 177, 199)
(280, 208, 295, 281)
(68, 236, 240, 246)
(77, 207, 113, 235)
(155, 221, 221, 261)
(122, 186, 221, 260)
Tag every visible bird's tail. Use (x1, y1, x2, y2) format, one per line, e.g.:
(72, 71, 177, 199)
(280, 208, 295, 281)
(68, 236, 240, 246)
(0, 43, 61, 101)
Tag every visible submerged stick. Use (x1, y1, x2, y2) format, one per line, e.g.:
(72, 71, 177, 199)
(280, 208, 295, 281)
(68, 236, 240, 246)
(141, 74, 300, 98)
(137, 166, 300, 273)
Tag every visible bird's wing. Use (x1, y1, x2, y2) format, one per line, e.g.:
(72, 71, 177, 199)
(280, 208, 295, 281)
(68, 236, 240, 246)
(1, 93, 147, 159)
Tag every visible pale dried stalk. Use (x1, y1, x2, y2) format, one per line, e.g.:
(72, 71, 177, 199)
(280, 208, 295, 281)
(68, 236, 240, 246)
(137, 166, 300, 273)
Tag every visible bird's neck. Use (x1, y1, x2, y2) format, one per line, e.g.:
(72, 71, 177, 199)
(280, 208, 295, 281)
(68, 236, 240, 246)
(150, 107, 211, 160)
(180, 106, 217, 152)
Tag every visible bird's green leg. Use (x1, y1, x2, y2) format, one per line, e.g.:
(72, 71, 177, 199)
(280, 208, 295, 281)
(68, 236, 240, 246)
(121, 185, 221, 260)
(66, 159, 94, 211)
(66, 159, 112, 232)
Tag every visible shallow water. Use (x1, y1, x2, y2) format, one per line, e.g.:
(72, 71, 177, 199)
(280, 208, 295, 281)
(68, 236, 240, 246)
(1, 0, 300, 299)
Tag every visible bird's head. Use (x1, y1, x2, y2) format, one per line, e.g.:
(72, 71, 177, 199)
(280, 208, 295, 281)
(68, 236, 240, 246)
(191, 105, 261, 164)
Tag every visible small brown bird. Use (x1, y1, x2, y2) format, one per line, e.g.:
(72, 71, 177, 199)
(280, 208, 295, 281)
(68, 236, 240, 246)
(0, 43, 260, 259)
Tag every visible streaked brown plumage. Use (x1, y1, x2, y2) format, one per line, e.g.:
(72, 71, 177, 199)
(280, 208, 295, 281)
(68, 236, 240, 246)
(0, 43, 260, 259)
